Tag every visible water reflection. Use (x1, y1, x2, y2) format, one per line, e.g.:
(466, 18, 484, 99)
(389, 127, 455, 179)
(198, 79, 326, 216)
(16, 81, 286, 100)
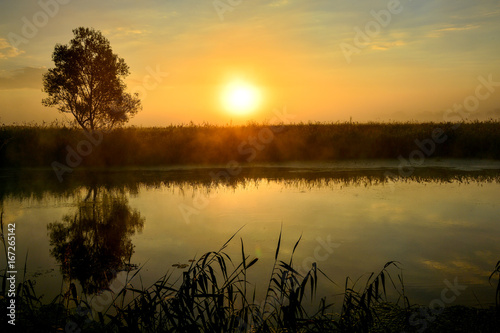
(1, 163, 500, 306)
(1, 164, 500, 201)
(47, 187, 144, 294)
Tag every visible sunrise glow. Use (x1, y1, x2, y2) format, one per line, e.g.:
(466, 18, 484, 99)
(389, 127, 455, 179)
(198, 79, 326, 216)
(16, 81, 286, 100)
(1, 1, 499, 125)
(222, 81, 261, 116)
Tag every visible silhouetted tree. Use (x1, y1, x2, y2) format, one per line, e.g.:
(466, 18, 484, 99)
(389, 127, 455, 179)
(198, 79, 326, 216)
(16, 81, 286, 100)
(48, 187, 144, 294)
(42, 27, 141, 130)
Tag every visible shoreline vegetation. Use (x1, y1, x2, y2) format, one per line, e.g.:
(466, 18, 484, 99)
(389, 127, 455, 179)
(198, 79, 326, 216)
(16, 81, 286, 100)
(1, 226, 500, 332)
(1, 121, 500, 169)
(0, 216, 498, 333)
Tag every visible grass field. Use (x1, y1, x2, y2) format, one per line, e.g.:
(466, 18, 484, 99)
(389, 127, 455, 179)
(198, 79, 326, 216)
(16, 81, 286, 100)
(1, 121, 500, 168)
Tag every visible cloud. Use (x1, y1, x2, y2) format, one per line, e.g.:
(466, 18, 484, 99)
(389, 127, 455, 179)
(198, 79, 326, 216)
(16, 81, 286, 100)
(103, 27, 152, 39)
(434, 24, 480, 33)
(0, 67, 46, 90)
(427, 24, 480, 38)
(371, 40, 406, 51)
(0, 38, 24, 59)
(481, 9, 500, 17)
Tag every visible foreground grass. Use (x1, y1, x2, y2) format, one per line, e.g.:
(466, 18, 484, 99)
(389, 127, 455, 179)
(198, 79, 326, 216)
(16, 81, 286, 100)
(1, 121, 500, 168)
(1, 224, 499, 332)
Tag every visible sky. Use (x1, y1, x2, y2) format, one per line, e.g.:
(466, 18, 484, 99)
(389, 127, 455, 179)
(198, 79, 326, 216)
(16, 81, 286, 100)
(0, 0, 500, 126)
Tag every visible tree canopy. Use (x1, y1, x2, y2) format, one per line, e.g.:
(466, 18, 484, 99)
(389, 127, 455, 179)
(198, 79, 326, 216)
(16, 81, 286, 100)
(42, 27, 141, 131)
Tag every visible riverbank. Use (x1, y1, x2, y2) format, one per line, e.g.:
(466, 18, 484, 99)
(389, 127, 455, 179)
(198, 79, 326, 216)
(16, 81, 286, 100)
(1, 121, 500, 170)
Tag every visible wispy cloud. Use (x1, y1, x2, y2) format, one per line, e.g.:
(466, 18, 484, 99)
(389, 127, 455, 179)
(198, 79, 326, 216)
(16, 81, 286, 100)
(103, 27, 152, 39)
(0, 38, 24, 59)
(0, 67, 46, 90)
(427, 24, 480, 38)
(481, 9, 500, 17)
(371, 40, 407, 51)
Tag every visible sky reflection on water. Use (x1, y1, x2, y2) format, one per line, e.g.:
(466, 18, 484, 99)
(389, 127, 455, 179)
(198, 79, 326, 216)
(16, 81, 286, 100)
(1, 164, 499, 308)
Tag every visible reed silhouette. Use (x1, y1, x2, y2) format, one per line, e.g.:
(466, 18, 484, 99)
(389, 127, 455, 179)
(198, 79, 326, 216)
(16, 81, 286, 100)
(1, 224, 499, 332)
(1, 121, 500, 168)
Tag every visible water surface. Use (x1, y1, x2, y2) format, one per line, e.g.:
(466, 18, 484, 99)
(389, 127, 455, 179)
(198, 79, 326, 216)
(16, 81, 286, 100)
(1, 160, 500, 309)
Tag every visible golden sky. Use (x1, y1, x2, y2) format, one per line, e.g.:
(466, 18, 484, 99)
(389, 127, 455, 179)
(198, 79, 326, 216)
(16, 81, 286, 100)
(1, 0, 500, 125)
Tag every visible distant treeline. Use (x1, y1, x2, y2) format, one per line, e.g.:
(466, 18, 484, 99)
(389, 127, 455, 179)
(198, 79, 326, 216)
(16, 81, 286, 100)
(1, 121, 500, 168)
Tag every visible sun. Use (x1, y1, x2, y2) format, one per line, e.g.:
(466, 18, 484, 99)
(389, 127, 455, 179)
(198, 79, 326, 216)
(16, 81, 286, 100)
(222, 80, 261, 115)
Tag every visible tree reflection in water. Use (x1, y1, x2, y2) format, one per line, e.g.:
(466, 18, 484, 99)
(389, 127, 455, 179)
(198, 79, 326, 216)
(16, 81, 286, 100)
(47, 187, 144, 294)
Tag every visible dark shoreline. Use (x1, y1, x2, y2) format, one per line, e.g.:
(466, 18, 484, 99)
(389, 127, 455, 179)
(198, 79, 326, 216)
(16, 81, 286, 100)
(1, 121, 500, 169)
(2, 161, 500, 202)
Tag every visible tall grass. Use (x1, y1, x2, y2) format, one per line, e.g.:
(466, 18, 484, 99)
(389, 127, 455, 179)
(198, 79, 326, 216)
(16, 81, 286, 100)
(75, 228, 411, 332)
(0, 218, 500, 333)
(1, 223, 499, 332)
(490, 260, 500, 312)
(0, 225, 407, 332)
(1, 121, 500, 168)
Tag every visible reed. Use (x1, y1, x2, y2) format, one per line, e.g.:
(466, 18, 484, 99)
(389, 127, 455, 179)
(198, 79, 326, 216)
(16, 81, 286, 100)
(1, 120, 500, 168)
(1, 225, 499, 332)
(93, 228, 409, 332)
